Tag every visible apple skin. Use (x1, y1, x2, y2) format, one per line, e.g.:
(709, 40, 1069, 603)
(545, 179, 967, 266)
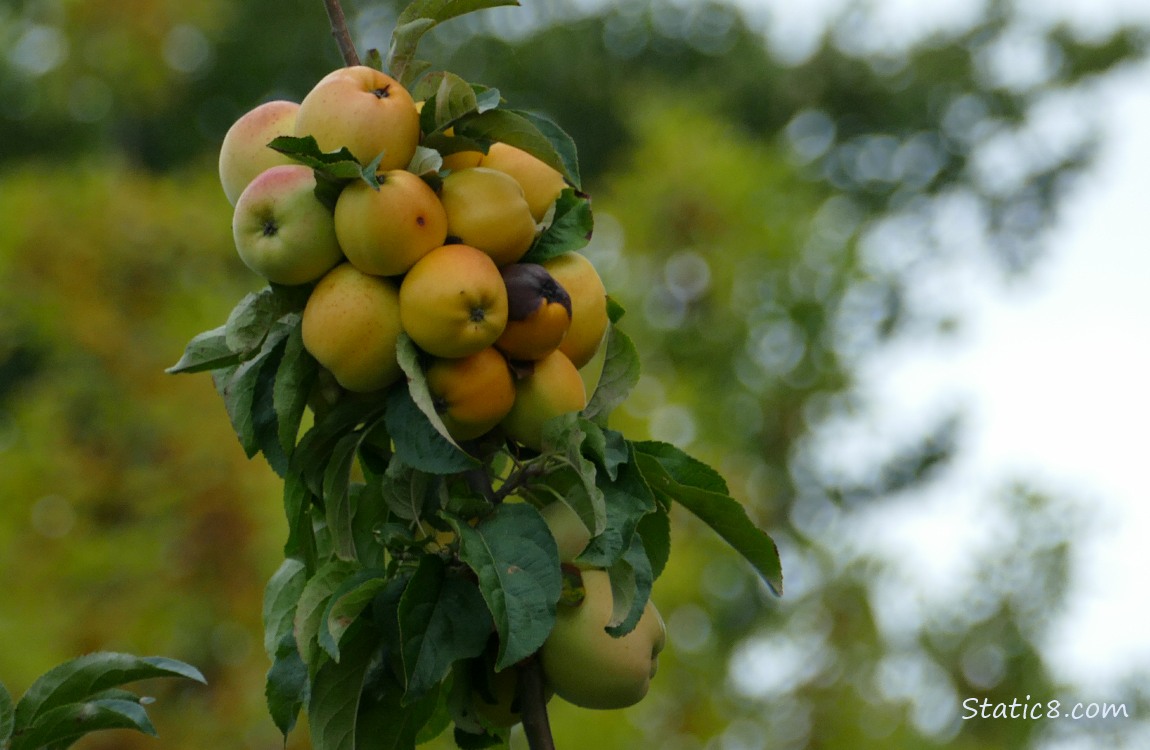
(539, 499, 592, 562)
(438, 167, 538, 267)
(334, 170, 448, 277)
(539, 569, 667, 710)
(399, 244, 509, 358)
(541, 252, 609, 369)
(479, 142, 567, 222)
(302, 263, 405, 393)
(231, 164, 344, 286)
(425, 347, 516, 442)
(496, 263, 572, 362)
(294, 66, 420, 169)
(500, 349, 587, 451)
(219, 100, 300, 206)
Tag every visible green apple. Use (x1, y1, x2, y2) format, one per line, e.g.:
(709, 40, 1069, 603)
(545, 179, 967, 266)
(334, 169, 448, 277)
(231, 164, 344, 286)
(469, 660, 554, 729)
(218, 99, 299, 206)
(294, 65, 420, 169)
(539, 569, 666, 710)
(500, 349, 587, 451)
(539, 499, 592, 562)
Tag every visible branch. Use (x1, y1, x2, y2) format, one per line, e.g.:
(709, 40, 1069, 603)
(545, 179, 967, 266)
(519, 656, 556, 750)
(322, 0, 361, 67)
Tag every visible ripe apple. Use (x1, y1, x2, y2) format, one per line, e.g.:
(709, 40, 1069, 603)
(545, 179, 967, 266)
(438, 167, 537, 267)
(539, 569, 666, 710)
(425, 347, 516, 441)
(500, 349, 587, 451)
(218, 100, 300, 206)
(301, 263, 404, 393)
(399, 243, 509, 358)
(231, 164, 344, 286)
(294, 66, 420, 169)
(334, 170, 448, 277)
(541, 252, 609, 368)
(479, 142, 567, 222)
(495, 263, 572, 361)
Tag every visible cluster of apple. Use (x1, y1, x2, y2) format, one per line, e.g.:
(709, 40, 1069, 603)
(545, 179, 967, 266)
(217, 64, 666, 723)
(218, 65, 609, 451)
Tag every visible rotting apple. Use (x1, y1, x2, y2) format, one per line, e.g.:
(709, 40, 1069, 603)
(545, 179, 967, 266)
(495, 263, 572, 362)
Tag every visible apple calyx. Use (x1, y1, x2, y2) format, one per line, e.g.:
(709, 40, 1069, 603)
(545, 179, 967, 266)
(558, 564, 586, 607)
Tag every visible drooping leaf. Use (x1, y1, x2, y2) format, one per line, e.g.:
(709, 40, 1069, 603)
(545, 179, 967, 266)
(166, 325, 240, 374)
(319, 569, 390, 661)
(633, 440, 783, 595)
(10, 699, 156, 750)
(636, 505, 672, 581)
(12, 654, 205, 733)
(605, 534, 654, 637)
(265, 635, 309, 739)
(308, 618, 379, 750)
(451, 109, 579, 187)
(582, 325, 641, 426)
(216, 321, 290, 460)
(387, 1, 520, 85)
(397, 554, 493, 702)
(324, 430, 369, 561)
(263, 558, 308, 659)
(282, 470, 319, 570)
(355, 665, 443, 750)
(522, 188, 593, 263)
(294, 560, 360, 670)
(448, 503, 561, 670)
(274, 320, 319, 460)
(385, 383, 478, 475)
(579, 454, 656, 569)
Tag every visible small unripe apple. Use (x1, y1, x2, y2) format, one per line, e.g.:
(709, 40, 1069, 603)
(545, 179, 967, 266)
(539, 569, 666, 710)
(218, 100, 299, 206)
(231, 164, 344, 286)
(294, 66, 420, 169)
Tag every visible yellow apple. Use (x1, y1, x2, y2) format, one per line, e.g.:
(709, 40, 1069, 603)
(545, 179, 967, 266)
(334, 170, 448, 277)
(479, 142, 567, 222)
(541, 252, 609, 368)
(438, 167, 537, 267)
(302, 263, 404, 393)
(425, 347, 515, 442)
(231, 164, 344, 286)
(218, 100, 300, 206)
(399, 243, 508, 358)
(294, 66, 420, 169)
(539, 569, 666, 710)
(500, 349, 587, 451)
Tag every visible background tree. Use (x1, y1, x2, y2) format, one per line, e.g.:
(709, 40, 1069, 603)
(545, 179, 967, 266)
(1, 1, 1147, 748)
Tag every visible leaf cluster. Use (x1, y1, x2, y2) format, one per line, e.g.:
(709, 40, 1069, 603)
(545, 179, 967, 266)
(0, 654, 204, 750)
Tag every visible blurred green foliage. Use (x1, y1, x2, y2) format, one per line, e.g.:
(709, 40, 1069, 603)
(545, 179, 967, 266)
(2, 1, 1148, 749)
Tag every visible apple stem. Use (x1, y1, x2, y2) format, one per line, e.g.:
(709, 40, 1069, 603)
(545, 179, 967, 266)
(322, 0, 361, 67)
(519, 656, 557, 750)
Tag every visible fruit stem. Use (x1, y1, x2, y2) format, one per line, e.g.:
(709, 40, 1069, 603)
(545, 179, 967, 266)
(322, 0, 361, 67)
(519, 656, 556, 750)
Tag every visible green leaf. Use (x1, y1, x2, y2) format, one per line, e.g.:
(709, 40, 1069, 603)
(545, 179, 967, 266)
(522, 189, 593, 263)
(308, 618, 379, 750)
(355, 667, 443, 750)
(265, 635, 309, 739)
(324, 430, 368, 561)
(166, 325, 240, 375)
(451, 109, 580, 187)
(10, 699, 156, 750)
(282, 471, 319, 570)
(636, 506, 672, 581)
(274, 320, 319, 460)
(294, 560, 360, 670)
(605, 533, 654, 637)
(12, 654, 205, 733)
(1, 679, 13, 743)
(292, 393, 387, 498)
(394, 333, 466, 453)
(397, 555, 493, 702)
(216, 320, 290, 460)
(448, 503, 561, 670)
(583, 325, 641, 426)
(633, 441, 783, 595)
(579, 455, 656, 569)
(319, 569, 390, 661)
(385, 384, 478, 475)
(387, 1, 520, 85)
(263, 558, 308, 659)
(380, 460, 439, 523)
(268, 135, 364, 175)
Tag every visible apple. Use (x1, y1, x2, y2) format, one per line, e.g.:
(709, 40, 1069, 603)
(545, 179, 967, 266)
(541, 251, 609, 368)
(438, 167, 538, 267)
(301, 263, 405, 393)
(479, 142, 567, 222)
(399, 243, 509, 358)
(495, 263, 572, 361)
(231, 164, 344, 286)
(539, 569, 666, 710)
(425, 347, 516, 442)
(294, 66, 420, 169)
(334, 170, 448, 277)
(218, 100, 300, 206)
(500, 349, 587, 451)
(539, 499, 592, 562)
(469, 660, 554, 729)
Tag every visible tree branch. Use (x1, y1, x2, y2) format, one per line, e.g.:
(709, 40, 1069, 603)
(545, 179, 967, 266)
(322, 0, 361, 67)
(519, 656, 556, 750)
